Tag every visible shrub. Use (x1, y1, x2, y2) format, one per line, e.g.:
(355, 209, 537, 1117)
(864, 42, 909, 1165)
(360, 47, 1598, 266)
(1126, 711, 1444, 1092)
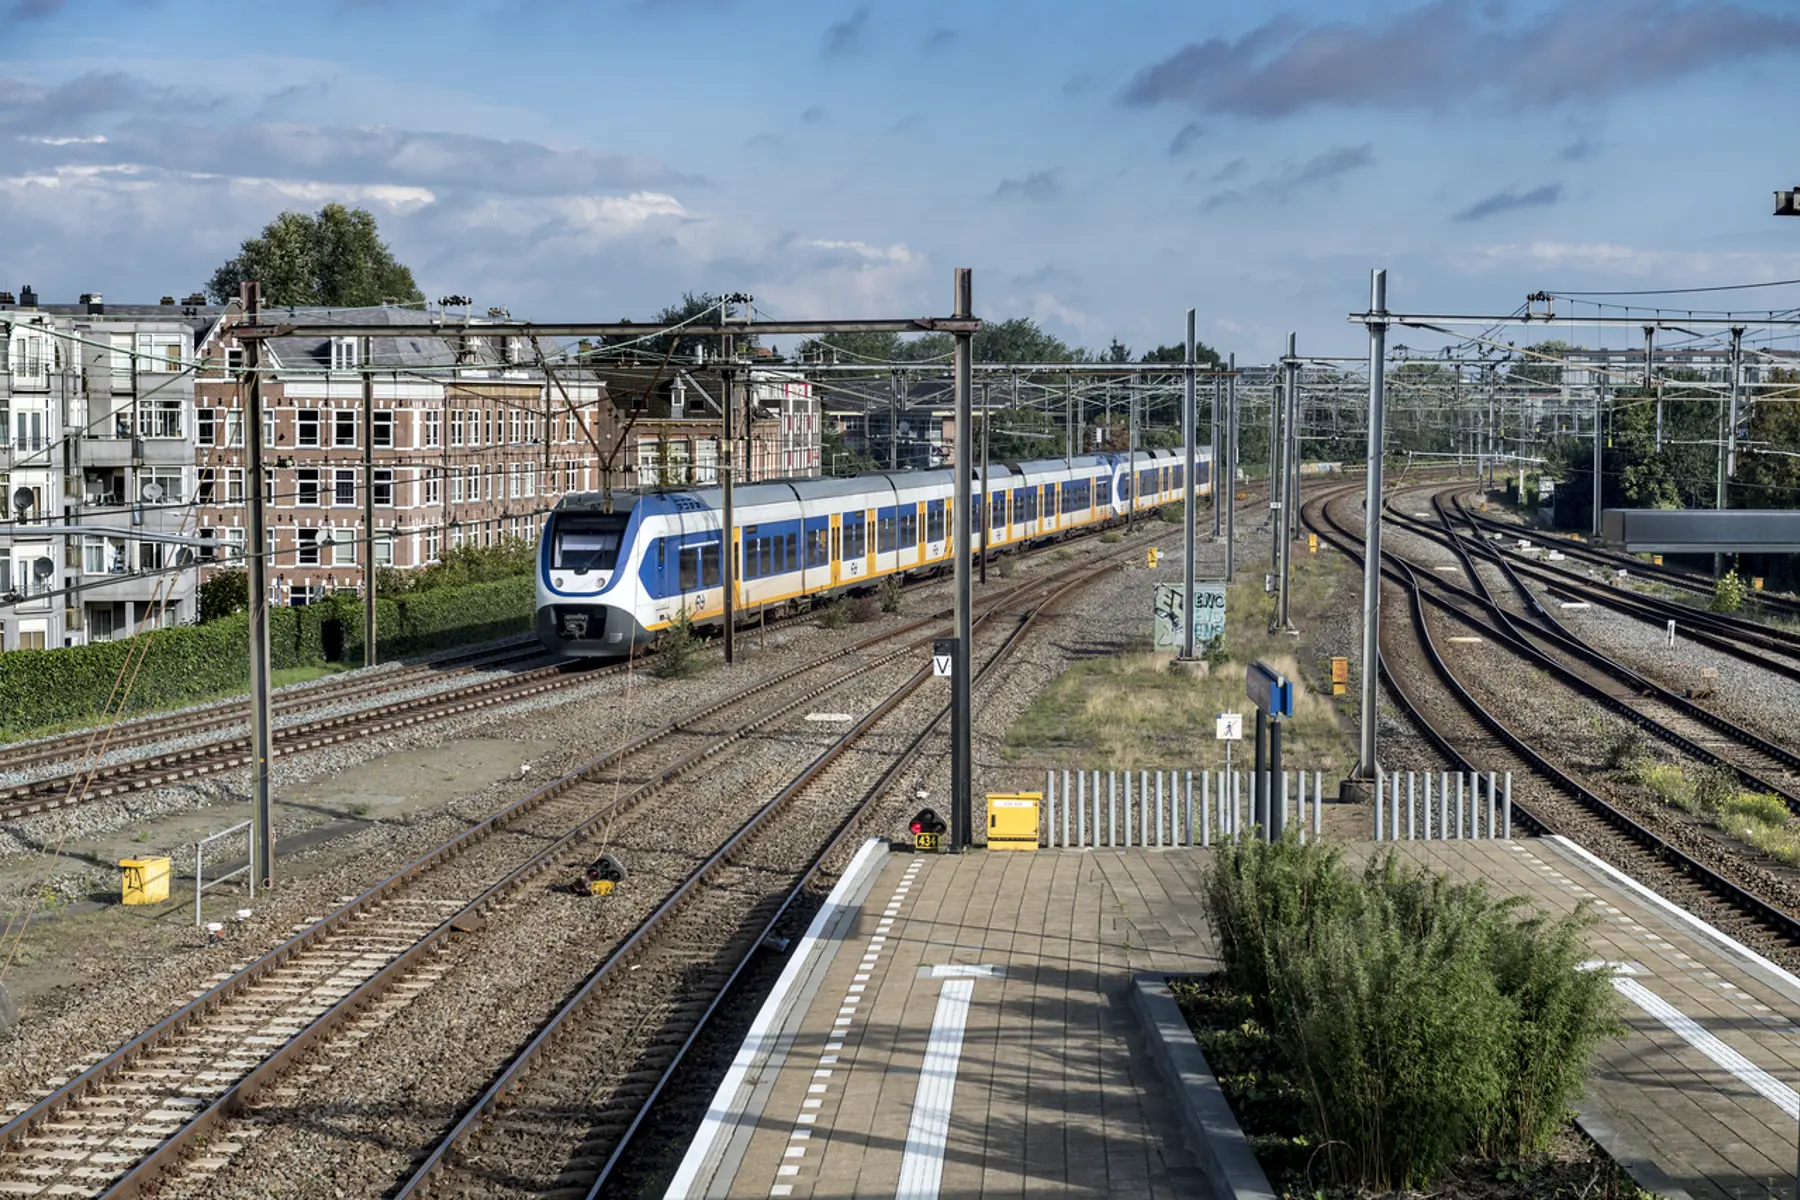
(197, 570, 249, 623)
(1713, 569, 1746, 614)
(1160, 501, 1184, 525)
(653, 608, 705, 679)
(1202, 632, 1229, 669)
(1203, 837, 1616, 1189)
(1101, 531, 1123, 544)
(996, 555, 1015, 578)
(1693, 764, 1740, 813)
(1631, 760, 1697, 811)
(818, 600, 849, 630)
(1601, 725, 1646, 770)
(850, 594, 881, 623)
(879, 576, 903, 614)
(1721, 791, 1790, 826)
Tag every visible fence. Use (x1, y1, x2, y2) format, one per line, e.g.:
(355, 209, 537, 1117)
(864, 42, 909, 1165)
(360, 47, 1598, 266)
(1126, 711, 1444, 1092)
(1043, 768, 1326, 848)
(1374, 769, 1514, 841)
(194, 819, 254, 926)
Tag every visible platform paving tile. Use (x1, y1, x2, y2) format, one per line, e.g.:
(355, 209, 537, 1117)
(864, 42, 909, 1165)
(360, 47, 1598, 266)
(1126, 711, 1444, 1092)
(725, 849, 1212, 1199)
(1397, 839, 1800, 1200)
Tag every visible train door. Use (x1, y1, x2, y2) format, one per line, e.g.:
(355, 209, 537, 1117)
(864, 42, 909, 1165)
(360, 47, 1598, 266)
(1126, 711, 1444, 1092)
(829, 512, 842, 587)
(864, 508, 877, 576)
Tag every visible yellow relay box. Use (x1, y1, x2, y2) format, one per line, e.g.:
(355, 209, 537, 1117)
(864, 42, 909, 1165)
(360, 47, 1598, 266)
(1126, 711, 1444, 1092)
(987, 793, 1041, 851)
(1331, 656, 1349, 696)
(119, 857, 170, 906)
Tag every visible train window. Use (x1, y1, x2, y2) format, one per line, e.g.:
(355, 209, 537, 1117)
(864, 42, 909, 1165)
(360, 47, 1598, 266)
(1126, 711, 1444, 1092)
(993, 494, 1007, 529)
(551, 513, 627, 572)
(927, 506, 944, 543)
(808, 529, 828, 567)
(702, 542, 721, 586)
(878, 514, 896, 552)
(758, 537, 774, 577)
(899, 511, 916, 546)
(785, 533, 798, 570)
(1097, 477, 1111, 506)
(679, 546, 701, 590)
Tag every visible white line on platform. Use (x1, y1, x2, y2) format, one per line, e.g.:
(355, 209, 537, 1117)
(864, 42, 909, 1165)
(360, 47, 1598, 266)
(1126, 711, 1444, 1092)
(1613, 977, 1800, 1119)
(663, 837, 887, 1200)
(895, 978, 975, 1200)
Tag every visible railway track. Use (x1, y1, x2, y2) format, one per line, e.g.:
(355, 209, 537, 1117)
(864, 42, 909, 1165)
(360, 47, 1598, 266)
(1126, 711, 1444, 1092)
(1455, 500, 1800, 622)
(0, 640, 547, 782)
(1304, 483, 1800, 964)
(386, 546, 1110, 1200)
(0, 545, 1133, 1199)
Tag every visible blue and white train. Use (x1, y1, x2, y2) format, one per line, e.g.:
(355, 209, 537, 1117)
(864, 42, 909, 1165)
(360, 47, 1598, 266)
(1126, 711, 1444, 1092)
(535, 447, 1212, 656)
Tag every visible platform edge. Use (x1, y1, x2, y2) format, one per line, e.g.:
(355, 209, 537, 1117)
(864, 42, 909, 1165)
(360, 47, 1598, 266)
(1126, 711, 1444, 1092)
(1130, 972, 1276, 1200)
(1571, 1100, 1698, 1200)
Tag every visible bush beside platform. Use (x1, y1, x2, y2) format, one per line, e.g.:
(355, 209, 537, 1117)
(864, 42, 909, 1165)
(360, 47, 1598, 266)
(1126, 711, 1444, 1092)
(0, 574, 535, 740)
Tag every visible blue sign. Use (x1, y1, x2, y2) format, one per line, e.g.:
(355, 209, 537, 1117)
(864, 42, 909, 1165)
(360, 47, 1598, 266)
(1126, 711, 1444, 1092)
(1245, 659, 1293, 719)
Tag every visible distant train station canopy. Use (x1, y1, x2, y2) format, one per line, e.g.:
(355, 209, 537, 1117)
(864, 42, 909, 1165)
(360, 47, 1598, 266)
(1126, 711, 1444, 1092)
(1602, 509, 1800, 554)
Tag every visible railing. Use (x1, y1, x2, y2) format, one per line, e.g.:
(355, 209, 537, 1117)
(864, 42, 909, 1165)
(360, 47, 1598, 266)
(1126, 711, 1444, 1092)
(194, 819, 254, 925)
(1374, 769, 1513, 841)
(1044, 767, 1326, 848)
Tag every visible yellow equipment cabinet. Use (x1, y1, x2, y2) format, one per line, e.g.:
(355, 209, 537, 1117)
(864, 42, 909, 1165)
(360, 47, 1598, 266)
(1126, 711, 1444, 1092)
(1330, 656, 1349, 696)
(986, 793, 1041, 851)
(119, 857, 170, 906)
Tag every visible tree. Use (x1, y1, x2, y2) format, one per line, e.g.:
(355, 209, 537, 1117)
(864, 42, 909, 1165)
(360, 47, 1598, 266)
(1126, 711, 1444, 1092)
(1142, 340, 1223, 366)
(197, 570, 248, 623)
(207, 204, 424, 308)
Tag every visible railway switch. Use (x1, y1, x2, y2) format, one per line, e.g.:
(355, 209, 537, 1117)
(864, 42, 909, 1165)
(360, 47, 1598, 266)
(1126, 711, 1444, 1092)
(910, 807, 947, 851)
(578, 852, 628, 897)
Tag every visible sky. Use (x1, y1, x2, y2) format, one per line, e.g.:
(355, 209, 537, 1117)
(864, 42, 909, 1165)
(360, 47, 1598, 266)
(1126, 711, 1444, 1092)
(4, 0, 1800, 363)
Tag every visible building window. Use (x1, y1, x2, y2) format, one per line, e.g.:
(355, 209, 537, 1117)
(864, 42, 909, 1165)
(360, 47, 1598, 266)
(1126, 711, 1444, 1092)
(297, 409, 321, 447)
(330, 338, 359, 371)
(423, 411, 441, 448)
(136, 398, 182, 439)
(524, 412, 537, 444)
(450, 410, 465, 446)
(297, 529, 320, 566)
(334, 469, 356, 507)
(330, 528, 356, 565)
(374, 534, 394, 566)
(226, 469, 245, 504)
(373, 410, 394, 448)
(198, 469, 216, 504)
(139, 466, 185, 504)
(508, 410, 521, 444)
(225, 410, 244, 447)
(509, 463, 521, 499)
(450, 472, 465, 503)
(296, 469, 320, 507)
(424, 475, 441, 505)
(225, 528, 246, 561)
(465, 466, 479, 501)
(334, 410, 356, 447)
(424, 528, 441, 561)
(483, 409, 494, 445)
(373, 469, 393, 507)
(225, 347, 244, 374)
(523, 465, 536, 497)
(197, 409, 216, 445)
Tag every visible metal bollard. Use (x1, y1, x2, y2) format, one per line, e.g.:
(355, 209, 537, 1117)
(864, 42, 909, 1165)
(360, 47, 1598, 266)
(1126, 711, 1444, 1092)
(1110, 771, 1118, 847)
(1487, 771, 1498, 840)
(1063, 769, 1072, 848)
(1232, 770, 1242, 838)
(1407, 771, 1417, 841)
(1280, 771, 1290, 839)
(1077, 770, 1087, 848)
(1312, 771, 1322, 839)
(1155, 771, 1165, 848)
(1124, 772, 1134, 847)
(1375, 769, 1385, 841)
(1392, 771, 1402, 842)
(1457, 772, 1467, 840)
(1502, 772, 1512, 839)
(1439, 771, 1449, 841)
(1046, 771, 1056, 847)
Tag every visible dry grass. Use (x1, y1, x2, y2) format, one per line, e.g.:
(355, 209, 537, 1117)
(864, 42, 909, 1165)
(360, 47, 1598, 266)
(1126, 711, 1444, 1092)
(1005, 546, 1356, 775)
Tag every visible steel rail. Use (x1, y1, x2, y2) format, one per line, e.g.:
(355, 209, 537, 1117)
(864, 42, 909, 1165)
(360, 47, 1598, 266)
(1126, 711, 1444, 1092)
(396, 553, 1118, 1200)
(1305, 487, 1800, 944)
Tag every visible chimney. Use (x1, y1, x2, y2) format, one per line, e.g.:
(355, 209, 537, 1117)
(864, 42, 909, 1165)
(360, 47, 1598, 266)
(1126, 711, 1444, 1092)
(182, 292, 206, 306)
(671, 375, 686, 420)
(80, 292, 104, 315)
(160, 296, 176, 306)
(0, 292, 13, 307)
(18, 284, 37, 308)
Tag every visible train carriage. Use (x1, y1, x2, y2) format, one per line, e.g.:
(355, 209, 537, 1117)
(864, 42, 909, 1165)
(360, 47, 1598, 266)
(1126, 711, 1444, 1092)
(537, 446, 1211, 656)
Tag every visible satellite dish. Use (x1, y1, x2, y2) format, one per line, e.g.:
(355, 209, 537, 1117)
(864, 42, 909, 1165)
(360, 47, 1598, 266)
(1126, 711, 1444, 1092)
(141, 481, 164, 503)
(175, 548, 194, 567)
(11, 487, 32, 515)
(32, 557, 53, 581)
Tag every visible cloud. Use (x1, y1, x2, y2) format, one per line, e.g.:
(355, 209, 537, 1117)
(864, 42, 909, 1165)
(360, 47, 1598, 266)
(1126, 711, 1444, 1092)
(1559, 137, 1600, 161)
(1168, 122, 1205, 156)
(1120, 1, 1800, 117)
(822, 5, 869, 57)
(1012, 264, 1082, 288)
(1453, 183, 1563, 221)
(801, 105, 826, 124)
(1210, 157, 1246, 183)
(922, 27, 956, 53)
(1200, 142, 1372, 210)
(994, 168, 1061, 203)
(1061, 74, 1096, 96)
(3, 0, 65, 19)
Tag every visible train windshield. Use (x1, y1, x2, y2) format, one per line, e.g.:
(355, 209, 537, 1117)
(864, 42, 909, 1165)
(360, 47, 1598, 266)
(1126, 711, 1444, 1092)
(551, 513, 628, 572)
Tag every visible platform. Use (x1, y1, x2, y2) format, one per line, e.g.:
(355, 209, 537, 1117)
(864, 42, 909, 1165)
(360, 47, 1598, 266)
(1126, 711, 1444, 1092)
(669, 837, 1800, 1200)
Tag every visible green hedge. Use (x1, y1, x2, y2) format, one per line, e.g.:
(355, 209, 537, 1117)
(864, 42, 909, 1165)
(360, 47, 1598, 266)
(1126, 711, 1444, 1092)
(0, 574, 535, 738)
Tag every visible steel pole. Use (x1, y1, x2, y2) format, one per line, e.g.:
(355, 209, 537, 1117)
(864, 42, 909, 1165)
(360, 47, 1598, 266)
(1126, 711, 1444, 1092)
(1593, 381, 1604, 541)
(1182, 309, 1197, 660)
(1226, 353, 1237, 583)
(1277, 333, 1296, 630)
(721, 334, 736, 665)
(952, 270, 974, 850)
(1126, 380, 1136, 533)
(1211, 369, 1223, 538)
(1718, 326, 1743, 577)
(1357, 270, 1388, 781)
(241, 282, 275, 888)
(979, 385, 989, 585)
(361, 345, 376, 666)
(1288, 346, 1302, 547)
(889, 369, 899, 470)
